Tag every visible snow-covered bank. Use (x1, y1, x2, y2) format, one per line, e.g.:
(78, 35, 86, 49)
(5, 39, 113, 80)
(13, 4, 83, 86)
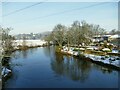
(61, 47, 80, 56)
(2, 67, 12, 77)
(61, 46, 120, 69)
(84, 54, 120, 68)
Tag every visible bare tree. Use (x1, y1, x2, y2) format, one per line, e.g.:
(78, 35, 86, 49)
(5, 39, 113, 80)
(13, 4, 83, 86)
(0, 27, 14, 54)
(43, 20, 106, 48)
(52, 24, 67, 48)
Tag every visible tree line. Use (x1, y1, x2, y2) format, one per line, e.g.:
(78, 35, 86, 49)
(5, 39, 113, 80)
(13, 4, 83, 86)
(0, 20, 118, 53)
(44, 20, 107, 48)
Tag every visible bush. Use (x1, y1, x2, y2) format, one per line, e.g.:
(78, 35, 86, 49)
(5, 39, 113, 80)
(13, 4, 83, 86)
(73, 48, 80, 51)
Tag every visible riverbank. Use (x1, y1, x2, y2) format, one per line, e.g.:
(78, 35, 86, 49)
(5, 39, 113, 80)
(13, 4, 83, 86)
(1, 40, 49, 88)
(3, 46, 118, 88)
(60, 46, 120, 70)
(1, 45, 120, 89)
(1, 56, 12, 89)
(12, 40, 48, 51)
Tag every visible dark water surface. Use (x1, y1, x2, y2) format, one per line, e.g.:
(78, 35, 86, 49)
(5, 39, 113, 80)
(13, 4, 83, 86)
(5, 46, 118, 88)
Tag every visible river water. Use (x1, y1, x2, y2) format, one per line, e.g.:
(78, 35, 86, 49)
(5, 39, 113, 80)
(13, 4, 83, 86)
(4, 46, 118, 88)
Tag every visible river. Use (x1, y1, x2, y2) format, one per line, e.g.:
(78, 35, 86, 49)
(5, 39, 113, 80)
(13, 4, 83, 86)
(4, 46, 118, 88)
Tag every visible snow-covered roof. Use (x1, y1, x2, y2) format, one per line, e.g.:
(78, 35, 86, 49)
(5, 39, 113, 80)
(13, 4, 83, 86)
(103, 35, 111, 37)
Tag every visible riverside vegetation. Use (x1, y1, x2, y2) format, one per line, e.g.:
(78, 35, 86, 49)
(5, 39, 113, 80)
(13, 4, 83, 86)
(0, 20, 120, 88)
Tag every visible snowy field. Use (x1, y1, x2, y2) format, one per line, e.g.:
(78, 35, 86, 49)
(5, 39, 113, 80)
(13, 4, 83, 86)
(12, 40, 47, 47)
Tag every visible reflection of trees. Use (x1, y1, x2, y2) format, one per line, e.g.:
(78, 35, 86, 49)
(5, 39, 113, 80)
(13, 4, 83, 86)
(12, 48, 38, 59)
(76, 59, 91, 82)
(21, 48, 38, 58)
(51, 53, 64, 75)
(2, 56, 11, 68)
(43, 46, 51, 57)
(29, 48, 37, 55)
(43, 46, 56, 58)
(50, 53, 92, 82)
(21, 50, 28, 58)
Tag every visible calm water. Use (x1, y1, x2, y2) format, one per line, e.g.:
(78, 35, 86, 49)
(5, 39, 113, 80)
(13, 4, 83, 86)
(5, 46, 118, 88)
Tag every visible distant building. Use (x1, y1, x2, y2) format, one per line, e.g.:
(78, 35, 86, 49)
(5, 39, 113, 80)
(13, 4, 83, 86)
(109, 34, 120, 47)
(92, 34, 118, 43)
(92, 35, 103, 43)
(102, 35, 112, 42)
(109, 34, 120, 40)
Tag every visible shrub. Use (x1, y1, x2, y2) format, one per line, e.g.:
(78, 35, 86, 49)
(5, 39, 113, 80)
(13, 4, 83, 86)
(73, 48, 80, 51)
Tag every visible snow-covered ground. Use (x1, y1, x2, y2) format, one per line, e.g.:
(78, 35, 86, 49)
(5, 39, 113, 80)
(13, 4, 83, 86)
(61, 47, 79, 56)
(84, 54, 120, 67)
(112, 50, 119, 53)
(2, 67, 12, 77)
(13, 40, 47, 47)
(61, 46, 120, 68)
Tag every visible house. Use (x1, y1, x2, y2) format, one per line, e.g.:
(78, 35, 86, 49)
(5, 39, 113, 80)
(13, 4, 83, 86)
(92, 35, 103, 43)
(102, 35, 111, 42)
(108, 34, 120, 47)
(92, 35, 113, 43)
(109, 34, 120, 40)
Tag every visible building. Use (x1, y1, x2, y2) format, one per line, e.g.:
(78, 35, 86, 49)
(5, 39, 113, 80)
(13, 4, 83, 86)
(92, 35, 103, 43)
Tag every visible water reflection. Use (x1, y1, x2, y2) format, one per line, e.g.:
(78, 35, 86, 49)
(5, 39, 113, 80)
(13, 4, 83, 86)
(43, 46, 51, 57)
(4, 46, 118, 88)
(50, 52, 92, 82)
(43, 46, 55, 58)
(12, 48, 38, 59)
(12, 46, 115, 82)
(49, 46, 116, 82)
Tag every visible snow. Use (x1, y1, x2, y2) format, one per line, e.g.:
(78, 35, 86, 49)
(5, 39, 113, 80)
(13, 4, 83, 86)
(109, 34, 120, 39)
(84, 54, 120, 68)
(61, 46, 120, 68)
(69, 47, 74, 51)
(112, 50, 119, 53)
(79, 48, 85, 50)
(112, 60, 120, 67)
(102, 48, 111, 51)
(2, 67, 11, 77)
(73, 51, 78, 56)
(86, 47, 94, 50)
(13, 40, 47, 47)
(68, 51, 73, 55)
(63, 46, 68, 51)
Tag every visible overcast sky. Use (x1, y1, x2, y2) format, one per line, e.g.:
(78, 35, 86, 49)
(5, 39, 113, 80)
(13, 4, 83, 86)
(1, 1, 118, 35)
